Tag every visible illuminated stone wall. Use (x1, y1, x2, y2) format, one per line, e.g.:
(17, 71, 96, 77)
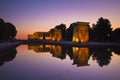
(45, 32, 52, 40)
(28, 35, 36, 39)
(51, 29, 62, 41)
(28, 29, 62, 41)
(73, 22, 89, 43)
(28, 32, 52, 40)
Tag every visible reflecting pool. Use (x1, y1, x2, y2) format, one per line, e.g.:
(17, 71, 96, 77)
(0, 44, 120, 80)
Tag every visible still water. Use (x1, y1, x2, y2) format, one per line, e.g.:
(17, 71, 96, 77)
(0, 44, 120, 80)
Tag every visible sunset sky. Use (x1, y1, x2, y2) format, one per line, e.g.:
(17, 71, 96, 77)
(0, 0, 120, 39)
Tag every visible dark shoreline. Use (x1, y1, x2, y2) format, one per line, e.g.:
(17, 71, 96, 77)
(21, 40, 120, 47)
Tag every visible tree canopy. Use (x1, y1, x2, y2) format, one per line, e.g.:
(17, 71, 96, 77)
(66, 23, 76, 41)
(0, 18, 17, 41)
(93, 17, 112, 41)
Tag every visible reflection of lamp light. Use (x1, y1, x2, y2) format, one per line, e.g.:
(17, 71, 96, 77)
(51, 45, 55, 50)
(73, 47, 79, 51)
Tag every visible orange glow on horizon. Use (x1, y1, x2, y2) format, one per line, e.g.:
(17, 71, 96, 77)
(16, 33, 27, 39)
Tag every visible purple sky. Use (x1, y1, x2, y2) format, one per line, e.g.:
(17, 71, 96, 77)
(0, 0, 120, 39)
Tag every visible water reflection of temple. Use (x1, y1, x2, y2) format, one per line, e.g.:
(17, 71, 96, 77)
(28, 45, 90, 67)
(50, 45, 65, 59)
(28, 45, 65, 59)
(73, 47, 89, 67)
(28, 45, 117, 67)
(28, 45, 51, 52)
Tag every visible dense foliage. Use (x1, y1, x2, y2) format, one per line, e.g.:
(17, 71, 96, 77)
(0, 18, 17, 41)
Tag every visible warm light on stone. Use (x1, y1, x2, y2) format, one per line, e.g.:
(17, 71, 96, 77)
(28, 21, 89, 43)
(51, 29, 62, 41)
(28, 29, 62, 41)
(73, 22, 89, 43)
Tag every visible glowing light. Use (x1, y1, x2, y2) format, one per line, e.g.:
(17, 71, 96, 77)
(75, 38, 79, 42)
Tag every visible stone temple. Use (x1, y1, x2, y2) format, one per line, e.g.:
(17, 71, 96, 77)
(72, 22, 89, 43)
(28, 21, 89, 43)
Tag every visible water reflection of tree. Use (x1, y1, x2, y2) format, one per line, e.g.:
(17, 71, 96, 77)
(65, 46, 73, 60)
(91, 47, 112, 67)
(111, 47, 120, 55)
(0, 48, 17, 66)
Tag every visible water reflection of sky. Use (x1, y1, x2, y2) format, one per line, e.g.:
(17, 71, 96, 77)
(0, 45, 120, 80)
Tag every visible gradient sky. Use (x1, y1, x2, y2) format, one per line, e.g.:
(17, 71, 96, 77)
(0, 0, 120, 39)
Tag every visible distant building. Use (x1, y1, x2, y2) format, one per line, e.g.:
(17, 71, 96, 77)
(28, 29, 62, 41)
(28, 32, 51, 40)
(72, 22, 89, 43)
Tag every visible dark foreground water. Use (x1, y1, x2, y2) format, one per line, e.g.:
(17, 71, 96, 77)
(0, 44, 120, 80)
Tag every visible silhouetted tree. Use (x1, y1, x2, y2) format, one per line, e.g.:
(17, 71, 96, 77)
(89, 26, 94, 41)
(55, 24, 66, 40)
(3, 23, 10, 40)
(66, 23, 76, 41)
(93, 17, 112, 41)
(111, 28, 120, 41)
(6, 23, 17, 40)
(0, 19, 5, 41)
(0, 18, 17, 41)
(65, 46, 73, 60)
